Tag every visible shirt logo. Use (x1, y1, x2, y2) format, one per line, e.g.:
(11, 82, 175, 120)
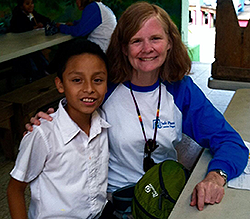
(153, 119, 175, 129)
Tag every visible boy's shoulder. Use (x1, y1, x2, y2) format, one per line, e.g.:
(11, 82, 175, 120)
(11, 6, 24, 17)
(20, 114, 57, 151)
(28, 109, 67, 145)
(30, 112, 58, 137)
(36, 100, 80, 135)
(39, 112, 57, 128)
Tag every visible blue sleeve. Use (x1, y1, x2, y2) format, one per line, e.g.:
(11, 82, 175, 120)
(164, 76, 248, 181)
(73, 20, 80, 25)
(59, 2, 102, 37)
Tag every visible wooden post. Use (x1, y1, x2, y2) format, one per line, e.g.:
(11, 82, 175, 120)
(212, 0, 250, 81)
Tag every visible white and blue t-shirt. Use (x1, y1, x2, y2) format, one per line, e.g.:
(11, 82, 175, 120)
(101, 76, 248, 192)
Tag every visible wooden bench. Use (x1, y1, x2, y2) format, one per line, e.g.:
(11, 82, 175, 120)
(0, 101, 14, 159)
(0, 73, 64, 142)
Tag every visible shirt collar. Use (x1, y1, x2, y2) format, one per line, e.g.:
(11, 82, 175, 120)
(56, 98, 110, 145)
(89, 109, 110, 140)
(123, 78, 160, 92)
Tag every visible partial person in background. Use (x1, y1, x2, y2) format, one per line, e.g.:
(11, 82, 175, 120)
(10, 0, 50, 83)
(10, 0, 50, 33)
(56, 0, 117, 52)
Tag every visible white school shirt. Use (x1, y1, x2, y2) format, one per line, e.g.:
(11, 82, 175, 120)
(10, 99, 110, 219)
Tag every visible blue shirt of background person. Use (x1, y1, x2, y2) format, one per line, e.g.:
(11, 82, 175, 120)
(57, 0, 117, 52)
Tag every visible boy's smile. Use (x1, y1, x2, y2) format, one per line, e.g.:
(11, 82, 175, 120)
(55, 53, 107, 127)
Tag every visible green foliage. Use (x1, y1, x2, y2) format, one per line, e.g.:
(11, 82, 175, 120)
(0, 0, 182, 30)
(103, 0, 181, 30)
(103, 0, 133, 19)
(0, 0, 15, 10)
(0, 0, 75, 12)
(0, 0, 81, 21)
(65, 0, 76, 6)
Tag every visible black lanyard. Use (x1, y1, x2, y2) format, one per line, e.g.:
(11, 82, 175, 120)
(129, 80, 161, 152)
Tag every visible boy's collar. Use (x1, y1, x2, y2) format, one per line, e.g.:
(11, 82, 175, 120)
(57, 98, 110, 145)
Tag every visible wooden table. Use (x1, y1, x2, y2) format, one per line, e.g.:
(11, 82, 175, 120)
(169, 89, 250, 219)
(0, 28, 73, 63)
(0, 29, 72, 157)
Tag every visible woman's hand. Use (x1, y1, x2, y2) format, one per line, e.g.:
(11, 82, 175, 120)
(24, 108, 54, 134)
(190, 171, 225, 211)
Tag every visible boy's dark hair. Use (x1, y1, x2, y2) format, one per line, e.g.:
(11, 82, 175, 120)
(17, 0, 24, 7)
(48, 38, 108, 81)
(80, 0, 101, 9)
(17, 0, 34, 7)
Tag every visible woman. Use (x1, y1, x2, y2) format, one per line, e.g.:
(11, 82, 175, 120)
(27, 1, 248, 212)
(104, 2, 248, 211)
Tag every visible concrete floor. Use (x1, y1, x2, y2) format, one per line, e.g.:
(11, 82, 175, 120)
(190, 62, 235, 113)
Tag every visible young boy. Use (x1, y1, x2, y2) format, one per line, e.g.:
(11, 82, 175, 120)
(7, 38, 110, 219)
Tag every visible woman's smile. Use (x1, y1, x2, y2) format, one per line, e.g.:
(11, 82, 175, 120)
(139, 56, 157, 61)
